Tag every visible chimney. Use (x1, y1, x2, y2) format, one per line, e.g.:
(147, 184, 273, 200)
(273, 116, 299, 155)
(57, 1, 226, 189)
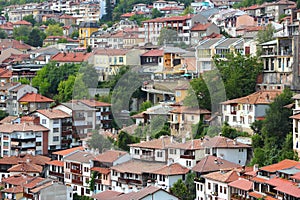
(146, 135, 150, 141)
(253, 164, 259, 172)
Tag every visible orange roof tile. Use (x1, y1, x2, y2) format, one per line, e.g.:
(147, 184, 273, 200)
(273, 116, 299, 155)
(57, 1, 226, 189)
(168, 139, 203, 150)
(92, 190, 123, 200)
(170, 106, 211, 115)
(274, 183, 300, 198)
(8, 162, 43, 173)
(251, 176, 268, 183)
(203, 170, 240, 183)
(3, 185, 23, 193)
(221, 90, 282, 105)
(191, 23, 212, 31)
(14, 20, 32, 26)
(143, 14, 194, 23)
(266, 177, 294, 187)
(94, 150, 127, 163)
(141, 49, 164, 57)
(30, 181, 53, 193)
(91, 167, 110, 174)
(19, 93, 54, 103)
(94, 48, 130, 56)
(129, 136, 176, 149)
(23, 177, 45, 189)
(260, 159, 300, 173)
(52, 146, 85, 156)
(46, 160, 64, 167)
(36, 109, 71, 119)
(228, 178, 253, 191)
(76, 99, 111, 107)
(2, 174, 34, 186)
(151, 163, 189, 175)
(0, 123, 49, 133)
(290, 113, 300, 120)
(111, 160, 164, 174)
(202, 136, 251, 148)
(291, 171, 300, 180)
(51, 52, 92, 63)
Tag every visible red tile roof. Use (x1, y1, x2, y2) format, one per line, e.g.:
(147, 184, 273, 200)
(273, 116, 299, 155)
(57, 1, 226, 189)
(251, 176, 268, 183)
(0, 123, 49, 133)
(275, 183, 300, 197)
(14, 20, 32, 26)
(221, 90, 282, 105)
(0, 39, 32, 50)
(291, 171, 300, 180)
(192, 155, 241, 173)
(143, 14, 194, 23)
(168, 139, 203, 150)
(94, 48, 130, 56)
(46, 160, 64, 167)
(52, 146, 85, 156)
(23, 177, 45, 189)
(266, 177, 294, 187)
(202, 136, 251, 148)
(203, 170, 240, 183)
(8, 162, 43, 173)
(19, 93, 54, 103)
(191, 23, 212, 31)
(2, 174, 34, 186)
(0, 154, 50, 166)
(141, 49, 164, 57)
(76, 99, 111, 107)
(260, 159, 300, 173)
(92, 190, 123, 200)
(160, 6, 183, 11)
(121, 12, 135, 18)
(51, 52, 92, 63)
(228, 178, 253, 191)
(170, 106, 211, 115)
(94, 150, 127, 163)
(36, 109, 71, 119)
(59, 14, 74, 19)
(151, 163, 189, 175)
(129, 136, 176, 149)
(290, 113, 300, 120)
(111, 160, 164, 174)
(3, 185, 23, 193)
(91, 167, 110, 174)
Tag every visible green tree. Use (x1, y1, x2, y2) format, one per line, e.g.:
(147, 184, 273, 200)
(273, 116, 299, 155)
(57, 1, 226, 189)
(79, 63, 98, 88)
(158, 28, 179, 45)
(116, 131, 140, 151)
(45, 24, 63, 36)
(23, 14, 36, 26)
(56, 75, 76, 102)
(102, 0, 113, 21)
(87, 132, 112, 152)
(279, 133, 298, 161)
(185, 172, 196, 200)
(256, 24, 276, 56)
(152, 8, 163, 18)
(214, 52, 263, 100)
(170, 179, 189, 200)
(128, 15, 150, 26)
(13, 25, 31, 42)
(0, 29, 7, 39)
(0, 110, 8, 120)
(182, 6, 194, 15)
(71, 30, 79, 39)
(72, 73, 91, 100)
(27, 28, 46, 47)
(221, 122, 249, 139)
(140, 100, 152, 112)
(18, 77, 30, 84)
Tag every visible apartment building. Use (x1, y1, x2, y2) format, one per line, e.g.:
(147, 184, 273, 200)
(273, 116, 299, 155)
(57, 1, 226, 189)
(18, 93, 54, 115)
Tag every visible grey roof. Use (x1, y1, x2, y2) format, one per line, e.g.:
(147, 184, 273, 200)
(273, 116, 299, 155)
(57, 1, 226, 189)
(64, 151, 96, 163)
(164, 46, 188, 54)
(199, 8, 220, 19)
(260, 40, 277, 46)
(32, 46, 60, 55)
(61, 102, 96, 111)
(198, 38, 224, 49)
(79, 21, 99, 28)
(215, 38, 242, 49)
(277, 167, 300, 175)
(145, 104, 173, 115)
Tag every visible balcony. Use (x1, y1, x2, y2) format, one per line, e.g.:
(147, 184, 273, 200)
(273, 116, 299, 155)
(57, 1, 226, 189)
(71, 169, 82, 174)
(49, 171, 64, 178)
(23, 193, 34, 199)
(62, 130, 72, 137)
(118, 177, 142, 185)
(295, 127, 298, 133)
(180, 155, 195, 159)
(72, 179, 83, 185)
(194, 177, 205, 183)
(140, 154, 154, 161)
(95, 179, 102, 184)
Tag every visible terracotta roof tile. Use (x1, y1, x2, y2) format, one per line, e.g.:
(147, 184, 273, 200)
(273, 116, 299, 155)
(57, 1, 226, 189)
(228, 178, 253, 191)
(0, 39, 32, 50)
(3, 185, 23, 193)
(23, 177, 45, 189)
(51, 52, 92, 63)
(291, 171, 300, 180)
(93, 150, 127, 163)
(143, 14, 194, 23)
(46, 160, 64, 167)
(64, 151, 96, 163)
(0, 116, 18, 124)
(170, 106, 211, 115)
(151, 163, 189, 175)
(274, 183, 300, 197)
(251, 176, 268, 183)
(0, 123, 49, 133)
(91, 167, 110, 174)
(191, 23, 212, 31)
(203, 170, 240, 183)
(221, 90, 282, 105)
(290, 113, 300, 120)
(36, 109, 71, 119)
(168, 139, 203, 150)
(30, 181, 53, 193)
(202, 136, 251, 148)
(94, 48, 130, 56)
(19, 93, 54, 103)
(141, 49, 164, 57)
(192, 155, 241, 173)
(2, 174, 34, 186)
(266, 177, 294, 187)
(14, 20, 32, 26)
(111, 160, 164, 174)
(129, 136, 176, 149)
(75, 99, 111, 107)
(8, 162, 43, 173)
(92, 190, 123, 200)
(53, 146, 85, 156)
(260, 159, 300, 173)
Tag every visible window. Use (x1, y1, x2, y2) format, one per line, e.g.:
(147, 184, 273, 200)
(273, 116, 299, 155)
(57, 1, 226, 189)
(36, 142, 41, 146)
(191, 115, 194, 120)
(88, 112, 92, 117)
(159, 175, 165, 181)
(175, 91, 181, 97)
(3, 142, 8, 147)
(66, 163, 71, 169)
(53, 136, 59, 141)
(53, 120, 59, 124)
(86, 189, 90, 194)
(53, 128, 59, 133)
(208, 182, 211, 190)
(157, 151, 163, 157)
(233, 116, 237, 122)
(42, 119, 46, 124)
(119, 57, 123, 63)
(239, 149, 244, 152)
(134, 149, 139, 155)
(170, 149, 176, 154)
(224, 187, 227, 194)
(225, 116, 229, 122)
(220, 186, 222, 193)
(186, 160, 191, 167)
(84, 167, 89, 172)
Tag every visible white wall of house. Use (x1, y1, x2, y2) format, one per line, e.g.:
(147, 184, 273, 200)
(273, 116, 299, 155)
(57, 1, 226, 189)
(142, 190, 179, 200)
(205, 178, 230, 200)
(216, 148, 248, 166)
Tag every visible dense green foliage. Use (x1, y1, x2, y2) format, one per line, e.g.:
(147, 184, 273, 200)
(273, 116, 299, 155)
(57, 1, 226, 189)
(87, 132, 112, 153)
(158, 28, 179, 45)
(251, 89, 298, 166)
(170, 173, 196, 200)
(116, 131, 140, 151)
(13, 26, 46, 47)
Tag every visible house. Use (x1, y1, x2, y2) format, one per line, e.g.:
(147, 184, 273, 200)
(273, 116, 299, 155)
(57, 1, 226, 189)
(291, 94, 300, 155)
(91, 150, 131, 193)
(33, 109, 73, 151)
(221, 90, 282, 133)
(79, 21, 100, 48)
(142, 14, 208, 45)
(169, 105, 211, 137)
(30, 182, 73, 200)
(110, 160, 165, 193)
(7, 161, 43, 176)
(59, 14, 76, 27)
(129, 136, 176, 163)
(191, 22, 220, 45)
(43, 36, 79, 46)
(92, 185, 179, 200)
(64, 150, 96, 196)
(0, 121, 49, 157)
(228, 178, 254, 199)
(18, 92, 54, 115)
(13, 20, 32, 28)
(30, 46, 60, 65)
(140, 49, 164, 72)
(0, 154, 50, 182)
(11, 64, 44, 82)
(47, 146, 85, 182)
(51, 52, 93, 66)
(53, 102, 97, 136)
(0, 39, 33, 53)
(6, 83, 38, 116)
(73, 99, 112, 130)
(92, 48, 141, 81)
